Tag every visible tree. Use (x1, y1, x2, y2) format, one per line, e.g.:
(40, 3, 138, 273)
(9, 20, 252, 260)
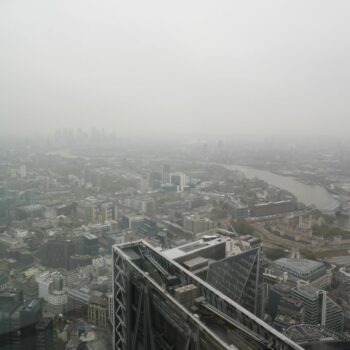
(231, 219, 255, 236)
(264, 248, 288, 261)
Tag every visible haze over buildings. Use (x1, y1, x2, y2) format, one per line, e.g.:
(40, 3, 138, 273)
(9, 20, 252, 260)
(1, 0, 350, 139)
(1, 1, 350, 350)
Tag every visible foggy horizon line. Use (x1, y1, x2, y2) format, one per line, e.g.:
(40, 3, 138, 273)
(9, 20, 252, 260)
(1, 127, 350, 146)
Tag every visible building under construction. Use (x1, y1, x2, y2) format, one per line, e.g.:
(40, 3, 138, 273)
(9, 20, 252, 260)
(112, 239, 303, 350)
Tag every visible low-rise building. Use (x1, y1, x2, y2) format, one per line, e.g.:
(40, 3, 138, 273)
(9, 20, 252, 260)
(88, 291, 107, 327)
(335, 265, 350, 285)
(183, 214, 214, 234)
(250, 200, 296, 217)
(273, 258, 332, 289)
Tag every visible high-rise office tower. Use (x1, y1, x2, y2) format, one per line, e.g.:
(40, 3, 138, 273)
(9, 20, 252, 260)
(161, 164, 170, 185)
(112, 240, 302, 350)
(169, 172, 188, 192)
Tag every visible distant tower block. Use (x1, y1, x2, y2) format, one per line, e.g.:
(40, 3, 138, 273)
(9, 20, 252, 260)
(298, 216, 303, 229)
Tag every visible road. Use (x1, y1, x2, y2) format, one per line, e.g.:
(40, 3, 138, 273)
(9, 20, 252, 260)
(253, 222, 350, 254)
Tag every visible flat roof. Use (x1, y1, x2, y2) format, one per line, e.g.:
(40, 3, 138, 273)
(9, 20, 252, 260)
(83, 233, 98, 240)
(292, 284, 319, 299)
(253, 200, 294, 207)
(163, 237, 228, 260)
(183, 256, 208, 268)
(274, 258, 324, 274)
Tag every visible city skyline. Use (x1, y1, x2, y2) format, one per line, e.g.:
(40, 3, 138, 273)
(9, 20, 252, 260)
(1, 1, 350, 349)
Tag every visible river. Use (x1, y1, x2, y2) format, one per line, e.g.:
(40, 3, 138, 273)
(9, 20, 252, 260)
(222, 164, 350, 228)
(222, 164, 338, 210)
(218, 164, 350, 224)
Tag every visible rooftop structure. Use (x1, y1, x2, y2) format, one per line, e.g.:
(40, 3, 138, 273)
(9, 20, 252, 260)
(83, 233, 98, 240)
(163, 232, 261, 314)
(163, 235, 229, 260)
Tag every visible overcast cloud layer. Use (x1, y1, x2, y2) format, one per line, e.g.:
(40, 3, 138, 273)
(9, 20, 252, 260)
(1, 0, 350, 138)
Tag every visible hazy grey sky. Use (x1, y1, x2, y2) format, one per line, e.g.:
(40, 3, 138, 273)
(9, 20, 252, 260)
(1, 0, 350, 138)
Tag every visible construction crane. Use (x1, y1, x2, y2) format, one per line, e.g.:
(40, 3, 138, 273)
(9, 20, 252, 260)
(213, 221, 247, 252)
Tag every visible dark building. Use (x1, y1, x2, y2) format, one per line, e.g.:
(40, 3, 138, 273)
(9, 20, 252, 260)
(69, 255, 92, 270)
(56, 202, 77, 217)
(131, 216, 157, 238)
(267, 283, 295, 320)
(41, 239, 75, 270)
(272, 296, 305, 331)
(0, 188, 17, 228)
(0, 289, 52, 350)
(207, 247, 261, 314)
(67, 288, 90, 318)
(35, 318, 53, 350)
(82, 233, 99, 256)
(119, 214, 130, 230)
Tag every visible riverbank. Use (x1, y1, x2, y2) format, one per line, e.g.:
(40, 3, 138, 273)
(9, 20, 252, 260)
(228, 164, 340, 196)
(217, 162, 350, 229)
(220, 163, 338, 209)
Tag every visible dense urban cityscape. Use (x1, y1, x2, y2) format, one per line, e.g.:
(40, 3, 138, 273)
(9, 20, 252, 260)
(0, 133, 350, 349)
(2, 0, 350, 349)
